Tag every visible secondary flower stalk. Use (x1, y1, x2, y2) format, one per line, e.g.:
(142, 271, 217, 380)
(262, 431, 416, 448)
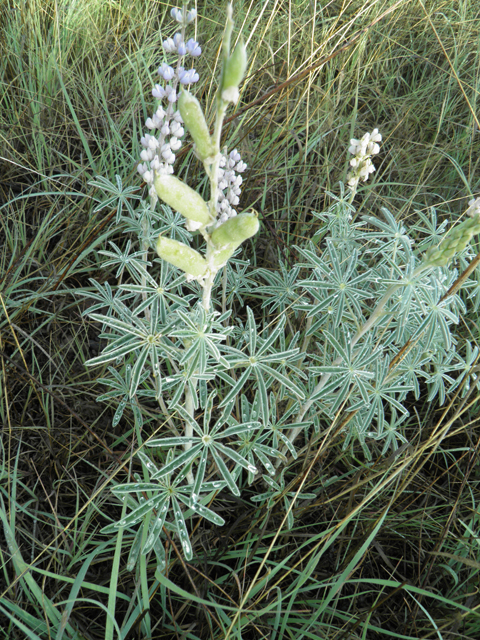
(347, 128, 382, 192)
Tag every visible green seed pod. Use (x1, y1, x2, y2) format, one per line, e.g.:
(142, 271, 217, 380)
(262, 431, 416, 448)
(211, 212, 259, 248)
(156, 236, 207, 278)
(221, 40, 247, 103)
(178, 90, 216, 161)
(211, 244, 238, 268)
(154, 174, 211, 227)
(211, 213, 259, 268)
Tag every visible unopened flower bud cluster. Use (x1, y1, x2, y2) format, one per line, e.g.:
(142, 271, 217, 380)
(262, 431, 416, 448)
(466, 197, 480, 218)
(347, 128, 382, 189)
(214, 149, 247, 227)
(424, 197, 480, 268)
(137, 7, 202, 201)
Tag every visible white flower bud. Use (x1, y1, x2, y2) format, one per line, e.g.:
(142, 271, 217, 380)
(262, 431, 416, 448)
(171, 7, 183, 22)
(186, 38, 202, 57)
(230, 149, 241, 162)
(236, 160, 247, 172)
(466, 197, 480, 218)
(151, 156, 161, 171)
(140, 149, 154, 162)
(163, 37, 176, 53)
(179, 68, 199, 84)
(170, 136, 181, 151)
(158, 63, 175, 81)
(152, 84, 166, 100)
(161, 147, 175, 163)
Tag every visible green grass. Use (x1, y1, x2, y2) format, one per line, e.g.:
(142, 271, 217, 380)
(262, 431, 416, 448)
(1, 0, 480, 638)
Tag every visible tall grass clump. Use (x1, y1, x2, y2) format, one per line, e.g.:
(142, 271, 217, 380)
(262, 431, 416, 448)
(1, 1, 480, 639)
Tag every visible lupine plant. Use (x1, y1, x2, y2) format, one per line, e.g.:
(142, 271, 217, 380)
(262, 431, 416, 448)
(84, 4, 480, 566)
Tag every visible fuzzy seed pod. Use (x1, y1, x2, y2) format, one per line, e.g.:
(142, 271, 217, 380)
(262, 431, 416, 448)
(211, 212, 259, 267)
(154, 174, 212, 226)
(178, 90, 216, 161)
(221, 41, 247, 104)
(156, 236, 207, 278)
(211, 212, 259, 247)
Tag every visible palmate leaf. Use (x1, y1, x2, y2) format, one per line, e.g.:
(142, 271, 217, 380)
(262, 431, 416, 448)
(258, 362, 304, 399)
(113, 482, 162, 494)
(255, 260, 301, 314)
(220, 312, 304, 419)
(362, 207, 414, 256)
(105, 442, 228, 564)
(148, 391, 260, 492)
(411, 278, 460, 351)
(172, 495, 192, 559)
(218, 368, 251, 409)
(211, 447, 240, 496)
(82, 279, 134, 317)
(86, 340, 147, 367)
(126, 526, 144, 572)
(99, 240, 151, 280)
(112, 398, 128, 427)
(150, 444, 203, 479)
(183, 496, 225, 526)
(215, 441, 257, 475)
(192, 449, 209, 500)
(143, 500, 170, 555)
(114, 494, 165, 529)
(170, 307, 231, 374)
(89, 174, 141, 223)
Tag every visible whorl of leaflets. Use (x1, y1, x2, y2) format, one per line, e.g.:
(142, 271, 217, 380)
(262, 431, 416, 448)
(137, 7, 202, 203)
(347, 128, 382, 190)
